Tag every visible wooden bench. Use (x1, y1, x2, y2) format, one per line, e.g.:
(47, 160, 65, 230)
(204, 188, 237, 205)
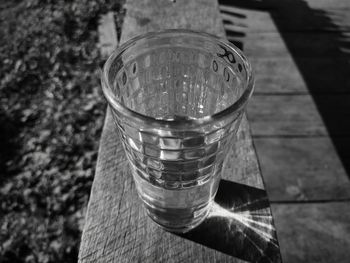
(78, 0, 282, 262)
(218, 0, 350, 262)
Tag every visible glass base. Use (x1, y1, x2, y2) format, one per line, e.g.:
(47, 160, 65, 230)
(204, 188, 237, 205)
(145, 201, 212, 233)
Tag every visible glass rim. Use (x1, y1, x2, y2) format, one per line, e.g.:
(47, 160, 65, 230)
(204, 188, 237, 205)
(101, 29, 254, 129)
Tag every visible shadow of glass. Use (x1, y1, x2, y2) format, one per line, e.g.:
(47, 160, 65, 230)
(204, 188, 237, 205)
(219, 0, 350, 179)
(179, 180, 281, 263)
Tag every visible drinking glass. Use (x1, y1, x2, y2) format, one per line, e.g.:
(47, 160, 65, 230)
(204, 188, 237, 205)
(101, 29, 254, 233)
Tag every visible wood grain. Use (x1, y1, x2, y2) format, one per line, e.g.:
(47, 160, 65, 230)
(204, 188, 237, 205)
(237, 32, 350, 59)
(248, 95, 350, 136)
(78, 113, 270, 263)
(251, 57, 350, 94)
(219, 1, 350, 262)
(254, 137, 350, 201)
(272, 202, 350, 263)
(98, 12, 118, 59)
(79, 0, 280, 262)
(227, 0, 350, 205)
(219, 0, 350, 33)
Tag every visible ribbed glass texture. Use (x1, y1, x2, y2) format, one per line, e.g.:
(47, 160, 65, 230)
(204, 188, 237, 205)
(102, 30, 254, 232)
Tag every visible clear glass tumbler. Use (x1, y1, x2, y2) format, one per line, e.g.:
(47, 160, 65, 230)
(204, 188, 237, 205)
(101, 29, 254, 233)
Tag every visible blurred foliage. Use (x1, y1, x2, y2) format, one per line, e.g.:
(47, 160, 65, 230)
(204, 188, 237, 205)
(0, 0, 124, 262)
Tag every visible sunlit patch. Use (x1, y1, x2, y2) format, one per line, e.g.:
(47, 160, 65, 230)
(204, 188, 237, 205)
(209, 202, 279, 249)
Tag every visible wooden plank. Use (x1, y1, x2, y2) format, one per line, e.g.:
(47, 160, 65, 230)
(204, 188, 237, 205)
(219, 0, 350, 31)
(304, 0, 350, 9)
(79, 0, 280, 262)
(220, 3, 350, 33)
(272, 202, 350, 263)
(238, 32, 350, 58)
(248, 95, 325, 136)
(220, 0, 350, 94)
(98, 12, 118, 59)
(241, 35, 350, 94)
(223, 0, 350, 206)
(78, 113, 277, 263)
(220, 3, 350, 94)
(254, 137, 350, 201)
(120, 0, 225, 40)
(220, 0, 350, 11)
(251, 57, 350, 94)
(248, 92, 350, 202)
(219, 2, 350, 262)
(248, 94, 350, 136)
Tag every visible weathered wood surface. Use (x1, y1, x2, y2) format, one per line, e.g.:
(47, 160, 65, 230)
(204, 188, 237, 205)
(271, 202, 350, 263)
(219, 0, 350, 262)
(231, 32, 350, 58)
(220, 0, 350, 33)
(98, 12, 118, 59)
(79, 110, 280, 263)
(254, 137, 350, 201)
(79, 0, 281, 262)
(252, 57, 350, 94)
(219, 0, 350, 203)
(248, 95, 350, 136)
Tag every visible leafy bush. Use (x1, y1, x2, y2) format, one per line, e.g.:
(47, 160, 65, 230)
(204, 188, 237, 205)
(0, 0, 124, 262)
